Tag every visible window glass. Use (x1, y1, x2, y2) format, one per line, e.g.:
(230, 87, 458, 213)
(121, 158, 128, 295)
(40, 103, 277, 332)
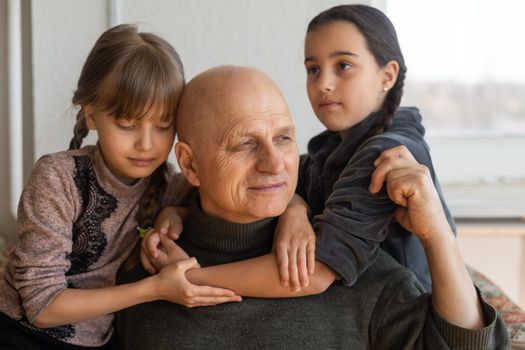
(387, 0, 525, 133)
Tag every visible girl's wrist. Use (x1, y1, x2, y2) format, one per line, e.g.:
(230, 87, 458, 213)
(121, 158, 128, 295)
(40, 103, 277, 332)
(285, 202, 309, 216)
(140, 275, 163, 302)
(185, 267, 203, 286)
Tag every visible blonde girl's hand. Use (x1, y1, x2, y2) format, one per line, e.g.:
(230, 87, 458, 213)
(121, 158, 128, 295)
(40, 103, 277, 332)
(370, 146, 450, 243)
(273, 195, 316, 291)
(140, 228, 161, 274)
(141, 230, 190, 274)
(141, 206, 188, 274)
(154, 206, 187, 240)
(154, 258, 242, 307)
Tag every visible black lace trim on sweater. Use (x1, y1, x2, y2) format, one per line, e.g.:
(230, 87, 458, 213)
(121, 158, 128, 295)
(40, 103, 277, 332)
(66, 155, 117, 275)
(18, 315, 75, 342)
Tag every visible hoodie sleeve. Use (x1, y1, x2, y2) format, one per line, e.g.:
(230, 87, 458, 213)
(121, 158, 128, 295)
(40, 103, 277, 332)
(313, 136, 403, 286)
(314, 108, 456, 286)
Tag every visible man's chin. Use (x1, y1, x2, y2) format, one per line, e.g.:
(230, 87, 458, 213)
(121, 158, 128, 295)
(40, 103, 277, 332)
(250, 205, 289, 220)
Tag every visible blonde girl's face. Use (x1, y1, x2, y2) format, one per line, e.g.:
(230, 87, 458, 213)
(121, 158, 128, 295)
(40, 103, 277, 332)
(304, 21, 395, 136)
(84, 105, 175, 184)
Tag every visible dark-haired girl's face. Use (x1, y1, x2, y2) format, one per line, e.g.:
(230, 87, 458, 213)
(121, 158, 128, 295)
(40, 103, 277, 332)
(304, 21, 393, 137)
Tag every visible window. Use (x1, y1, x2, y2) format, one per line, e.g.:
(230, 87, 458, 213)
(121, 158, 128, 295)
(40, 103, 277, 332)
(386, 0, 525, 219)
(387, 0, 525, 132)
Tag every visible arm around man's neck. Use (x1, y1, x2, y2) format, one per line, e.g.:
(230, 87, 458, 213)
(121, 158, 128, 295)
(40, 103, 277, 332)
(186, 254, 336, 298)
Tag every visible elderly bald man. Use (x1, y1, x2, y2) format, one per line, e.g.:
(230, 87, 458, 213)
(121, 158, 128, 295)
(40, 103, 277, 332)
(116, 66, 508, 350)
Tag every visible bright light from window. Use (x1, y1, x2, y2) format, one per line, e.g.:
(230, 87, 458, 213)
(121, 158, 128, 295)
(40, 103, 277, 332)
(386, 0, 525, 133)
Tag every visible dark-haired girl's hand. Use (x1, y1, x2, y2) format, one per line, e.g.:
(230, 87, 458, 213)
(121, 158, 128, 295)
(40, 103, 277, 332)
(273, 194, 315, 291)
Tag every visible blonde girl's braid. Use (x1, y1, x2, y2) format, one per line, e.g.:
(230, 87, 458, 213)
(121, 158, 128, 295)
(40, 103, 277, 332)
(69, 109, 90, 150)
(135, 162, 169, 229)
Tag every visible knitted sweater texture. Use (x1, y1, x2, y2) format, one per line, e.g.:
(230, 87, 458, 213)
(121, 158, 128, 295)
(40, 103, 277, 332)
(0, 145, 191, 347)
(116, 194, 509, 350)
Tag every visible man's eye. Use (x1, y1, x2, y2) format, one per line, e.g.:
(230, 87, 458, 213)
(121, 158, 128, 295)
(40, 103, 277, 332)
(229, 140, 256, 152)
(241, 140, 256, 147)
(276, 135, 292, 143)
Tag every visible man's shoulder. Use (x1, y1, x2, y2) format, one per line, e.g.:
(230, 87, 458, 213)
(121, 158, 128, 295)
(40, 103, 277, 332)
(358, 250, 425, 296)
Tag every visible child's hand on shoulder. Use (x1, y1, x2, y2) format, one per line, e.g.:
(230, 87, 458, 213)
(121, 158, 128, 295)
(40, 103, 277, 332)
(273, 195, 316, 291)
(155, 206, 187, 240)
(140, 206, 188, 274)
(141, 230, 190, 273)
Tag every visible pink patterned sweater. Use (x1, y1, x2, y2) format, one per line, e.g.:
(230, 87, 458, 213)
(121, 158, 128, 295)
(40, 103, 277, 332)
(0, 145, 191, 347)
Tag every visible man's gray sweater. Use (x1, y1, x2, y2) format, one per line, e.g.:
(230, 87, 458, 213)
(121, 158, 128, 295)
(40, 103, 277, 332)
(116, 195, 509, 349)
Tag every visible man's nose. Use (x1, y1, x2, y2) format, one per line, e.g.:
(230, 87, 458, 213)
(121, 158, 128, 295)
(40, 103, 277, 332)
(257, 144, 284, 174)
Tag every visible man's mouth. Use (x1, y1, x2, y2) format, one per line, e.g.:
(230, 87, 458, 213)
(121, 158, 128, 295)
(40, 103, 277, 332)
(249, 181, 286, 192)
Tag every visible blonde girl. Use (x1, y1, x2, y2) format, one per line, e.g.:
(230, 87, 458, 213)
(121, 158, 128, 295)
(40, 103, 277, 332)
(0, 24, 238, 350)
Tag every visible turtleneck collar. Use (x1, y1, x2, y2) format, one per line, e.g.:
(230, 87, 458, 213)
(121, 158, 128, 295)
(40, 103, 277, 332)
(182, 193, 277, 256)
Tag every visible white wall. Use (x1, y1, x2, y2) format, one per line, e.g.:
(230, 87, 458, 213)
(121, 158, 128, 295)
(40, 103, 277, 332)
(31, 0, 109, 158)
(31, 0, 376, 159)
(0, 0, 14, 239)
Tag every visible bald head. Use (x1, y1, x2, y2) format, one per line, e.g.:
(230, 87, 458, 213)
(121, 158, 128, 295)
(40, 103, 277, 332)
(174, 66, 299, 223)
(176, 66, 289, 149)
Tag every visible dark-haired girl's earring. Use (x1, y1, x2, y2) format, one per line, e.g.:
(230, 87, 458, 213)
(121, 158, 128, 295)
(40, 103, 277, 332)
(383, 86, 388, 92)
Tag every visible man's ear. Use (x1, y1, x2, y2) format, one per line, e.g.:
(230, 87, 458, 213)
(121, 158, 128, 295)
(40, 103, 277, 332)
(382, 60, 399, 91)
(83, 104, 97, 130)
(175, 142, 201, 187)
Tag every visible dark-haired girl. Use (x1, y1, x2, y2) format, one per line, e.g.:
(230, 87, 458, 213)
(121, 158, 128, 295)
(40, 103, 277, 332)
(294, 4, 457, 291)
